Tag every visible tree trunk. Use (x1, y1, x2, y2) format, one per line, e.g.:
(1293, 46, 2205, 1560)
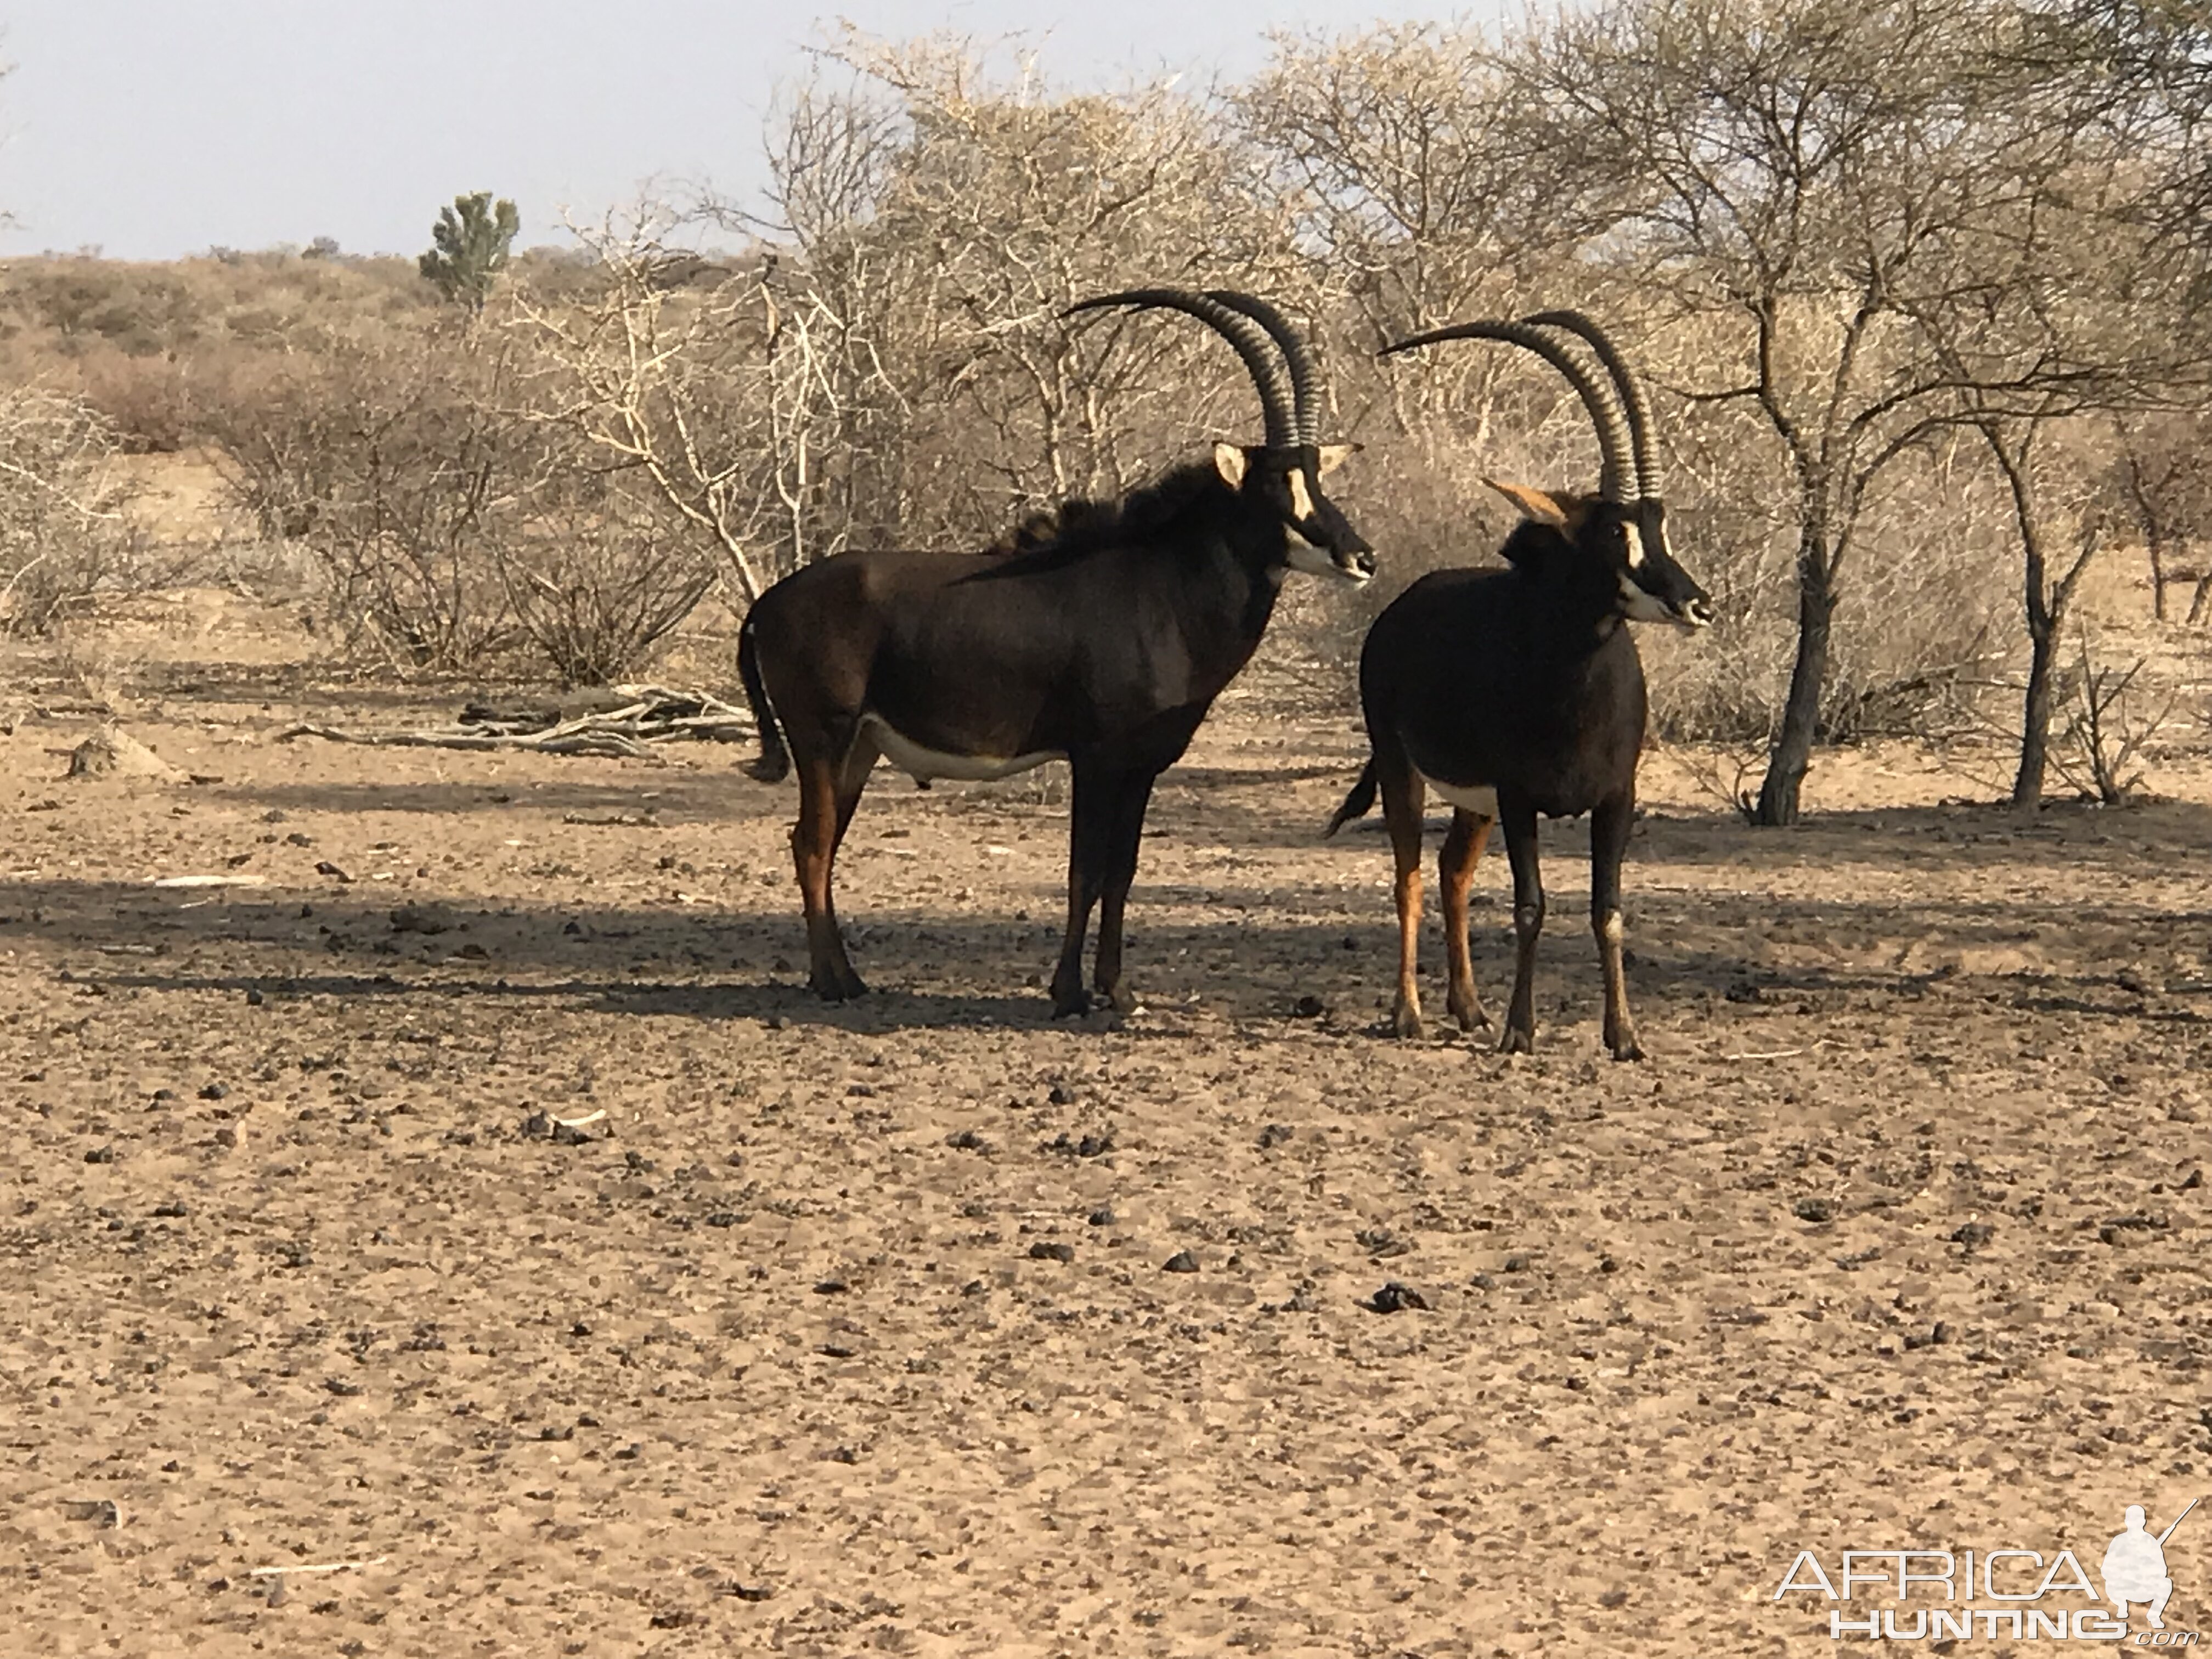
(1994, 420, 2056, 809)
(1753, 533, 1835, 826)
(2012, 614, 2057, 807)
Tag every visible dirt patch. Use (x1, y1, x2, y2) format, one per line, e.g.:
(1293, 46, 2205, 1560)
(3, 647, 2211, 1656)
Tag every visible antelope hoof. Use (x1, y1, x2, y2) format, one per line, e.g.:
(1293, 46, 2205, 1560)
(1099, 982, 1140, 1015)
(1606, 1028, 1646, 1062)
(1498, 1023, 1535, 1055)
(1390, 1001, 1425, 1040)
(1049, 984, 1092, 1019)
(810, 966, 868, 1002)
(1447, 992, 1491, 1033)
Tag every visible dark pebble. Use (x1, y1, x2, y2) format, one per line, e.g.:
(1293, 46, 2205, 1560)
(199, 1083, 228, 1102)
(1792, 1197, 1836, 1224)
(1029, 1241, 1075, 1263)
(1162, 1250, 1199, 1274)
(1088, 1207, 1116, 1227)
(1367, 1280, 1432, 1314)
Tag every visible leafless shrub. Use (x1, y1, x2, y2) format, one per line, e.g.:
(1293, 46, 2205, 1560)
(0, 389, 158, 635)
(514, 206, 865, 605)
(492, 489, 718, 686)
(2053, 625, 2180, 803)
(206, 327, 537, 672)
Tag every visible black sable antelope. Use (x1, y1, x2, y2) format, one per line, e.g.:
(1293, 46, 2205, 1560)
(740, 287, 1373, 1013)
(1328, 313, 1712, 1058)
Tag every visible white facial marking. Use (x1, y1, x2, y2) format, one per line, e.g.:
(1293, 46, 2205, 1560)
(1288, 467, 1316, 523)
(1619, 574, 1674, 623)
(1626, 522, 1649, 570)
(860, 715, 1064, 785)
(1419, 773, 1499, 817)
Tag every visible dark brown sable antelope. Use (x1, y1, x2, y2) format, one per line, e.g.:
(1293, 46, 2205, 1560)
(739, 288, 1373, 1013)
(1328, 313, 1712, 1058)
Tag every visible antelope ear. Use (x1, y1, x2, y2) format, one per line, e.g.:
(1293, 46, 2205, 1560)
(1214, 442, 1249, 487)
(1314, 442, 1359, 476)
(1482, 478, 1570, 528)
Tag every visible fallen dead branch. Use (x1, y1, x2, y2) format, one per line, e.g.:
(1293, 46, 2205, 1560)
(248, 1556, 390, 1578)
(1720, 1039, 1839, 1062)
(273, 686, 754, 761)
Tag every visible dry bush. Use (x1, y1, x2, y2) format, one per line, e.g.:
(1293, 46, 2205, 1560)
(0, 251, 438, 453)
(2052, 626, 2179, 803)
(777, 32, 1300, 549)
(205, 307, 720, 684)
(0, 390, 165, 635)
(493, 487, 719, 686)
(513, 210, 843, 606)
(204, 327, 535, 672)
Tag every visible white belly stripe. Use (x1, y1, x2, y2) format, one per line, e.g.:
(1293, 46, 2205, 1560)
(860, 714, 1064, 785)
(1419, 772, 1499, 817)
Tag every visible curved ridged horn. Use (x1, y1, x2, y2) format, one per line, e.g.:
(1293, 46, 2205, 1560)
(1064, 288, 1295, 451)
(1204, 291, 1319, 449)
(1525, 310, 1662, 500)
(1381, 319, 1633, 503)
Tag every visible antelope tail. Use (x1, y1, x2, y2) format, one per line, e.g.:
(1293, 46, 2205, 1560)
(1325, 757, 1378, 837)
(737, 611, 791, 784)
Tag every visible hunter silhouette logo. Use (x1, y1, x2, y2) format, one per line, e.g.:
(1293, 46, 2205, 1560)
(2106, 1499, 2196, 1633)
(1774, 1494, 2202, 1643)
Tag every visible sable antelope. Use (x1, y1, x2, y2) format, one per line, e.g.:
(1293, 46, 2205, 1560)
(1327, 313, 1712, 1058)
(739, 288, 1373, 1014)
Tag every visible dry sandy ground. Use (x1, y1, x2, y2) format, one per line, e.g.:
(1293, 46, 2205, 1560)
(4, 624, 2211, 1658)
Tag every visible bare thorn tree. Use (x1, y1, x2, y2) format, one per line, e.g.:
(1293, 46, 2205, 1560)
(514, 204, 865, 605)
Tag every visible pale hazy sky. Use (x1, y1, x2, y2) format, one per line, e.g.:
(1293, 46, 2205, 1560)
(0, 2, 1494, 261)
